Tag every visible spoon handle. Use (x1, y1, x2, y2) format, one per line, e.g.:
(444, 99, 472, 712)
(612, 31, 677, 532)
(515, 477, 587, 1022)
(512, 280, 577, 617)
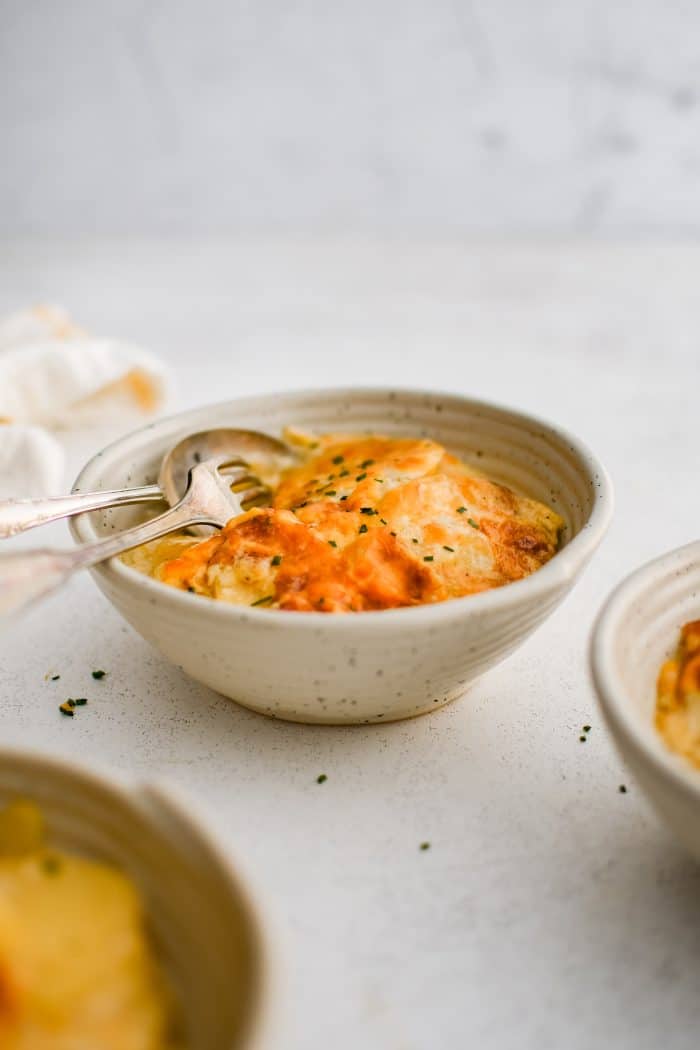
(0, 485, 163, 539)
(0, 464, 238, 618)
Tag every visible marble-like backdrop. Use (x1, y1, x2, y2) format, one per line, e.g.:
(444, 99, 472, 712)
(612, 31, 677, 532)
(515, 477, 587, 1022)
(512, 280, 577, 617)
(2, 0, 699, 234)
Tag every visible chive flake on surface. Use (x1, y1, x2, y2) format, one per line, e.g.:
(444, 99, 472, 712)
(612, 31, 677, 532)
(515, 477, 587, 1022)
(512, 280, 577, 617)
(360, 459, 375, 469)
(324, 490, 337, 497)
(360, 507, 376, 515)
(339, 469, 350, 477)
(50, 674, 60, 681)
(412, 538, 419, 544)
(467, 518, 480, 530)
(419, 842, 431, 851)
(582, 724, 591, 733)
(443, 545, 455, 552)
(91, 670, 106, 680)
(251, 595, 274, 607)
(271, 555, 282, 566)
(332, 455, 344, 465)
(340, 495, 348, 501)
(359, 523, 368, 534)
(71, 697, 88, 706)
(457, 506, 467, 514)
(619, 784, 627, 793)
(328, 540, 338, 548)
(317, 773, 328, 784)
(424, 555, 434, 562)
(390, 531, 397, 537)
(380, 518, 387, 525)
(356, 473, 367, 482)
(579, 735, 586, 742)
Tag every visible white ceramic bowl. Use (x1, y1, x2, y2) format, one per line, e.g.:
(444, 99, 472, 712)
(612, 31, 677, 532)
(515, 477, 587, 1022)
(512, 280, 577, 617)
(591, 540, 700, 862)
(0, 747, 274, 1049)
(72, 388, 613, 724)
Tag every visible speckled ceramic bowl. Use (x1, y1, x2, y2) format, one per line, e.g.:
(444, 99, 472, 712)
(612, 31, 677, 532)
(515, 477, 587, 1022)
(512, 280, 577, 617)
(71, 388, 613, 724)
(0, 747, 276, 1049)
(591, 541, 700, 863)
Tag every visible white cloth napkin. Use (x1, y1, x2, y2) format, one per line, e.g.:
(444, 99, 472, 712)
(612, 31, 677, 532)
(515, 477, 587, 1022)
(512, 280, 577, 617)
(0, 305, 170, 498)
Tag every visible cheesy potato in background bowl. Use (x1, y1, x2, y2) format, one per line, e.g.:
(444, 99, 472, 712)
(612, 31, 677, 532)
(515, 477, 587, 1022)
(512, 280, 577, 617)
(591, 540, 700, 864)
(71, 388, 613, 724)
(0, 748, 275, 1049)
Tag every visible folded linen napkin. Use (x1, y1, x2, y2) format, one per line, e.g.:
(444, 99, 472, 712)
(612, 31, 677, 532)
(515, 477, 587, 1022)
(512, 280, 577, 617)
(0, 305, 170, 498)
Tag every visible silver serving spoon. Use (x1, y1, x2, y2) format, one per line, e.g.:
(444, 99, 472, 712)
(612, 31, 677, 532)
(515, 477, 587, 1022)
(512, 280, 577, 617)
(0, 428, 290, 539)
(0, 429, 294, 618)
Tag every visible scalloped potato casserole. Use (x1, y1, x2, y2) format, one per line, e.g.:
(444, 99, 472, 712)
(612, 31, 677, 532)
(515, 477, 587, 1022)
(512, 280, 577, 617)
(656, 620, 700, 769)
(0, 799, 181, 1049)
(125, 431, 565, 612)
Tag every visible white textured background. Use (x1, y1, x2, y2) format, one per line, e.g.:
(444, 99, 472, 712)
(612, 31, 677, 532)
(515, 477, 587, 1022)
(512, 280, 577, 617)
(3, 0, 700, 234)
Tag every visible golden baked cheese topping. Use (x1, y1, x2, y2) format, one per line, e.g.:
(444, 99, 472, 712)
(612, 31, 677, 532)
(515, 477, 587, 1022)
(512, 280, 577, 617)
(127, 432, 564, 613)
(656, 620, 700, 769)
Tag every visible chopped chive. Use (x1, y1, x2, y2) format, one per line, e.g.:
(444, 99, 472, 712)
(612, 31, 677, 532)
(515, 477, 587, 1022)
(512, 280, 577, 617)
(50, 674, 60, 681)
(340, 495, 348, 501)
(251, 595, 274, 607)
(271, 555, 282, 566)
(457, 506, 467, 514)
(582, 725, 591, 733)
(359, 523, 368, 534)
(579, 735, 586, 742)
(91, 670, 106, 680)
(356, 473, 367, 482)
(423, 555, 434, 562)
(360, 507, 376, 515)
(412, 538, 419, 544)
(380, 518, 388, 525)
(71, 697, 88, 706)
(360, 459, 375, 469)
(467, 518, 479, 530)
(328, 540, 338, 548)
(339, 469, 350, 477)
(419, 842, 430, 851)
(332, 455, 344, 465)
(325, 490, 337, 497)
(619, 784, 627, 793)
(390, 531, 397, 537)
(317, 773, 328, 784)
(443, 545, 455, 552)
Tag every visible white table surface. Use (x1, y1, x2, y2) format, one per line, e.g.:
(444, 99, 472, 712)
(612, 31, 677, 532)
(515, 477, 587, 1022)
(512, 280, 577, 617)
(0, 238, 699, 1050)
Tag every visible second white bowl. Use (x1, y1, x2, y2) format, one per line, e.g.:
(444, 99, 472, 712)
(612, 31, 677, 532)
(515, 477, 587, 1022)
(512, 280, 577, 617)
(591, 540, 700, 863)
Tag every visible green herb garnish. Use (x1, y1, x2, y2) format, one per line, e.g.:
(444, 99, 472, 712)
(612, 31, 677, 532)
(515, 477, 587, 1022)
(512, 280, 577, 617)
(332, 455, 344, 465)
(359, 523, 368, 534)
(467, 518, 479, 530)
(317, 773, 328, 784)
(423, 555, 434, 562)
(360, 507, 376, 515)
(91, 669, 106, 680)
(457, 506, 467, 514)
(325, 490, 337, 497)
(251, 595, 274, 607)
(419, 842, 431, 851)
(50, 674, 60, 681)
(356, 473, 367, 482)
(619, 784, 627, 793)
(328, 540, 338, 548)
(443, 545, 455, 552)
(360, 459, 375, 469)
(271, 555, 282, 566)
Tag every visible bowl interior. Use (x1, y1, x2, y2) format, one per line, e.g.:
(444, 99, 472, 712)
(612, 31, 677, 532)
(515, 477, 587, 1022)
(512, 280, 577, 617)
(72, 388, 606, 562)
(0, 752, 264, 1050)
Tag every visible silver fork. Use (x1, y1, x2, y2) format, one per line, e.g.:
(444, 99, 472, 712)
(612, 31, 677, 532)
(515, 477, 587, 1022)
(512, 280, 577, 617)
(0, 460, 266, 618)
